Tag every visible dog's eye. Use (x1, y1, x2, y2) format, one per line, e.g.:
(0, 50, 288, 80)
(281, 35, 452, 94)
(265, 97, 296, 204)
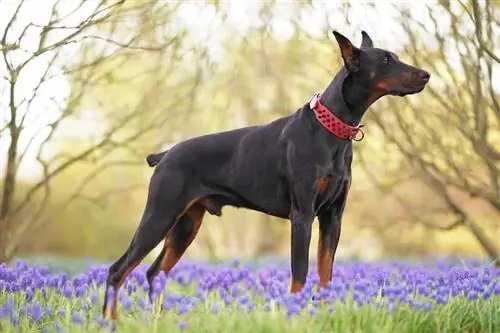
(383, 55, 392, 65)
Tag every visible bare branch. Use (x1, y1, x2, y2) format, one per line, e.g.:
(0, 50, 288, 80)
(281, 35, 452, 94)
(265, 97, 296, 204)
(467, 0, 500, 63)
(16, 0, 126, 72)
(358, 147, 463, 231)
(1, 0, 26, 71)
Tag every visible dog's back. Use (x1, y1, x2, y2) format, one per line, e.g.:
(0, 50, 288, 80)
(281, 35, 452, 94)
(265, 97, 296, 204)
(147, 114, 294, 173)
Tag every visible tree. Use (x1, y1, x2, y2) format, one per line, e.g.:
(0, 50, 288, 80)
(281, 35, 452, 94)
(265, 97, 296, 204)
(0, 0, 205, 262)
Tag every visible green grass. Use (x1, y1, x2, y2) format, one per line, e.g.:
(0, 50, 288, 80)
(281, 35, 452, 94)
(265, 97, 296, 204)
(1, 284, 499, 333)
(1, 258, 499, 332)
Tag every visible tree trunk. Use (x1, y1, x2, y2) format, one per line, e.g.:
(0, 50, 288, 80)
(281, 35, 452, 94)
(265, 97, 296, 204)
(0, 232, 14, 264)
(0, 79, 20, 264)
(0, 135, 18, 264)
(1, 77, 19, 220)
(465, 218, 500, 267)
(0, 132, 18, 221)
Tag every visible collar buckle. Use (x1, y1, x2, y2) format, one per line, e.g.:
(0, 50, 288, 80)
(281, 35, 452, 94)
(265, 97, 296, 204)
(309, 92, 320, 109)
(309, 93, 365, 142)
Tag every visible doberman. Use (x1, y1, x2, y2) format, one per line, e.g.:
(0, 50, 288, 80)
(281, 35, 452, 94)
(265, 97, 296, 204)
(102, 30, 430, 319)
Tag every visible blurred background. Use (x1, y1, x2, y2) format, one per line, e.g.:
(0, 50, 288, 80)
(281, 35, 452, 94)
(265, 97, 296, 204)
(0, 0, 499, 269)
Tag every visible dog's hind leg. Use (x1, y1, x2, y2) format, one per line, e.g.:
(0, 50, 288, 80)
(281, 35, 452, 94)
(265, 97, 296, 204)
(146, 245, 166, 304)
(160, 202, 206, 275)
(102, 172, 186, 320)
(146, 198, 217, 295)
(146, 202, 206, 311)
(102, 222, 167, 320)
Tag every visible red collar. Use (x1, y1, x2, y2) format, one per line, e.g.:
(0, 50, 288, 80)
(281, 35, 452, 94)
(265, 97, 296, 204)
(309, 93, 364, 141)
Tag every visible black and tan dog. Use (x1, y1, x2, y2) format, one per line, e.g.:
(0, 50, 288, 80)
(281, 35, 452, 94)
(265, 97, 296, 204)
(103, 30, 430, 319)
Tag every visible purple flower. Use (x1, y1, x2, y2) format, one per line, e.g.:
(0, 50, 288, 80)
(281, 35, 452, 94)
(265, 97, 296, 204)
(494, 282, 500, 295)
(126, 283, 136, 295)
(263, 303, 272, 312)
(75, 286, 86, 297)
(308, 305, 318, 316)
(467, 290, 479, 301)
(212, 303, 221, 314)
(95, 315, 110, 328)
(0, 257, 497, 331)
(55, 321, 64, 333)
(223, 295, 232, 306)
(122, 297, 132, 311)
(483, 285, 493, 299)
(29, 304, 43, 322)
(137, 296, 147, 310)
(286, 302, 302, 317)
(44, 306, 53, 316)
(25, 287, 35, 301)
(62, 284, 73, 298)
(239, 294, 250, 305)
(177, 303, 191, 315)
(106, 286, 115, 300)
(422, 303, 432, 312)
(91, 293, 99, 304)
(434, 294, 448, 305)
(71, 311, 84, 325)
(10, 314, 20, 327)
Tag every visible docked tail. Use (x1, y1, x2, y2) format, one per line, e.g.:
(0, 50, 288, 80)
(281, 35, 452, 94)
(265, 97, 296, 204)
(146, 151, 168, 167)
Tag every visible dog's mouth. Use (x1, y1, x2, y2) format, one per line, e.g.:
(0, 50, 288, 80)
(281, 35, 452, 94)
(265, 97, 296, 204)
(389, 81, 428, 97)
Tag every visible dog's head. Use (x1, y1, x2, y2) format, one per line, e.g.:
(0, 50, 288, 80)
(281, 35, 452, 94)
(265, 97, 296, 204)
(332, 30, 430, 97)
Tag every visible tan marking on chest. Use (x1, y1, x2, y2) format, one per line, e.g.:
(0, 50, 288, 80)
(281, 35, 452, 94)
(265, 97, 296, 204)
(316, 176, 332, 194)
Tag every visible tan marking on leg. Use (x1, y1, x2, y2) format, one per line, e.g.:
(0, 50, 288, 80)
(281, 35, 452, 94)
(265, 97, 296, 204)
(290, 280, 305, 293)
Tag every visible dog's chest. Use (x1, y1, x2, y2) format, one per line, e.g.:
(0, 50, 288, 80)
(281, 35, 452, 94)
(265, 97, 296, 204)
(313, 174, 348, 214)
(314, 152, 352, 207)
(316, 170, 348, 195)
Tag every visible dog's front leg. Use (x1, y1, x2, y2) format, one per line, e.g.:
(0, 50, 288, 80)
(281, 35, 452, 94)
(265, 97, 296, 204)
(284, 142, 326, 293)
(289, 209, 314, 293)
(316, 179, 349, 289)
(316, 207, 342, 289)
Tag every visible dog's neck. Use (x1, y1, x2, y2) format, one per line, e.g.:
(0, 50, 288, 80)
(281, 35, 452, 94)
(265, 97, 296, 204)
(319, 68, 379, 126)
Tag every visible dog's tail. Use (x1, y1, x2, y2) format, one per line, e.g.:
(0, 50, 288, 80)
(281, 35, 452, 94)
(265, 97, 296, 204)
(146, 151, 168, 167)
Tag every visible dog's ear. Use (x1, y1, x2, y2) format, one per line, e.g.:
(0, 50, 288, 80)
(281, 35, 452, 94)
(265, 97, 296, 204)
(332, 31, 360, 72)
(360, 30, 374, 48)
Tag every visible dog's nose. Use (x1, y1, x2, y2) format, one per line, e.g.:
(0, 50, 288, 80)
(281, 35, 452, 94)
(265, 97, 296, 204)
(416, 70, 430, 82)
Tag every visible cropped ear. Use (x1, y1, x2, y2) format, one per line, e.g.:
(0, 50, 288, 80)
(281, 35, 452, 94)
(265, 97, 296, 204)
(360, 30, 374, 48)
(332, 31, 360, 72)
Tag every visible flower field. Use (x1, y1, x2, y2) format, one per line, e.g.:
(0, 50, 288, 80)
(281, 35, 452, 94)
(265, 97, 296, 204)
(0, 259, 499, 333)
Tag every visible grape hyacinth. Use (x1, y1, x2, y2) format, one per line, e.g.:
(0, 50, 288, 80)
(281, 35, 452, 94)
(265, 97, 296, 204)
(0, 259, 498, 332)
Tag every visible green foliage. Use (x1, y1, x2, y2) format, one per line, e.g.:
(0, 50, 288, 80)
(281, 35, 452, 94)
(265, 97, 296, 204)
(18, 161, 149, 260)
(20, 255, 102, 276)
(0, 281, 498, 333)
